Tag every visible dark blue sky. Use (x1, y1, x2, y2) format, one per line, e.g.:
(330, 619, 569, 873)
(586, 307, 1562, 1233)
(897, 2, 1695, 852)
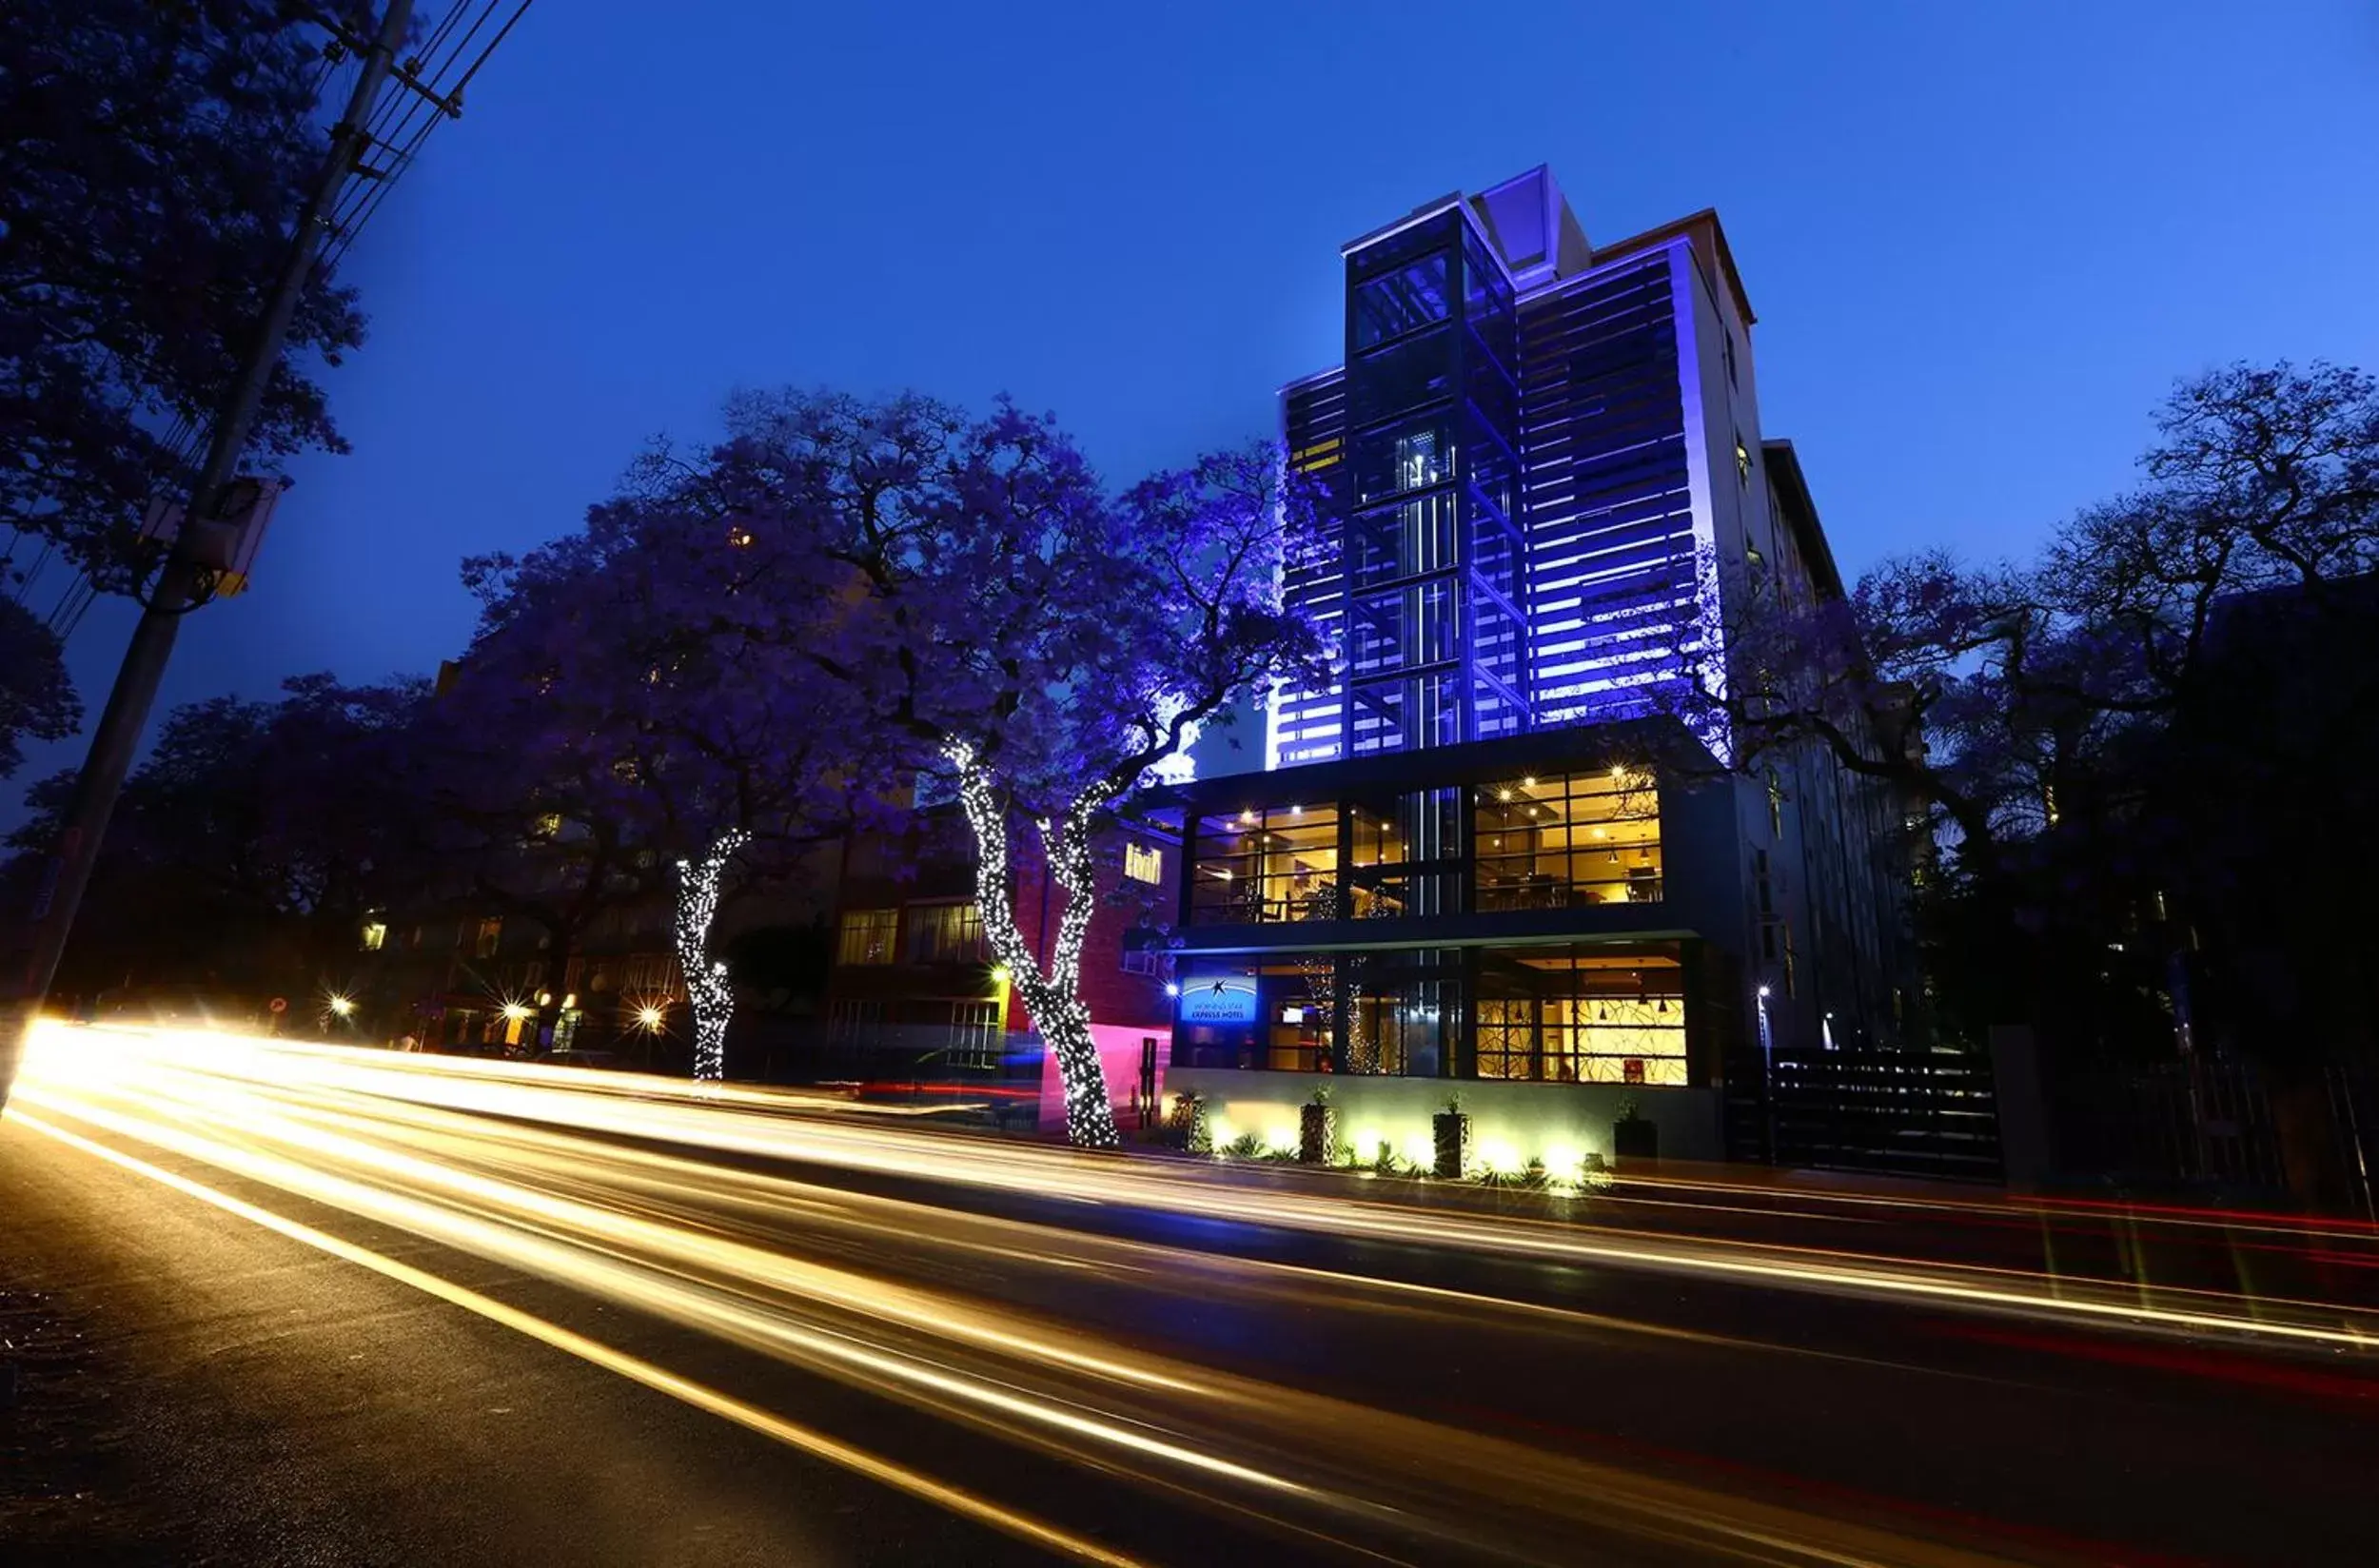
(13, 0, 2379, 815)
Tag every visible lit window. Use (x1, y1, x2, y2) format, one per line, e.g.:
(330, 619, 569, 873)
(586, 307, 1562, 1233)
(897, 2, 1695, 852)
(475, 916, 502, 959)
(1472, 771, 1661, 912)
(1191, 803, 1343, 924)
(1124, 843, 1163, 884)
(360, 921, 387, 952)
(531, 812, 562, 839)
(1735, 435, 1752, 481)
(903, 902, 985, 965)
(836, 909, 897, 967)
(1766, 773, 1785, 837)
(1121, 945, 1161, 976)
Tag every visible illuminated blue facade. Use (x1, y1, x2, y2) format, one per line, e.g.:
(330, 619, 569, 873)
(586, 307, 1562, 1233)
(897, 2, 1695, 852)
(1270, 168, 1732, 770)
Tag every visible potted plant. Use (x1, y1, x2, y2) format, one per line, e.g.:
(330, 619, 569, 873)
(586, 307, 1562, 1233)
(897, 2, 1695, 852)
(1433, 1092, 1471, 1179)
(1612, 1095, 1658, 1163)
(1168, 1090, 1211, 1155)
(1298, 1082, 1337, 1165)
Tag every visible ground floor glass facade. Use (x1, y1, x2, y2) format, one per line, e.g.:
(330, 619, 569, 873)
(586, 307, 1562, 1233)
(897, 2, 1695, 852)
(1173, 941, 1686, 1087)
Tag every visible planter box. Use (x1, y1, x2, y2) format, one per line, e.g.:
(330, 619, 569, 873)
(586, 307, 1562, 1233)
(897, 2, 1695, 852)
(1613, 1116, 1659, 1163)
(1298, 1102, 1337, 1165)
(1433, 1110, 1472, 1179)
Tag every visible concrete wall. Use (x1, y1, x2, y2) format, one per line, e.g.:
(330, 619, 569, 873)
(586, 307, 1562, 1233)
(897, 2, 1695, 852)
(1164, 1067, 1721, 1171)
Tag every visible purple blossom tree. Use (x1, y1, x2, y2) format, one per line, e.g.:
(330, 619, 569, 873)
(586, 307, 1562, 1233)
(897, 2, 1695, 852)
(639, 391, 1327, 1145)
(455, 489, 895, 1076)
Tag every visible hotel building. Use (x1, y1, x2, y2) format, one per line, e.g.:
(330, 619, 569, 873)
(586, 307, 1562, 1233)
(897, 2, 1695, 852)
(1158, 167, 1917, 1168)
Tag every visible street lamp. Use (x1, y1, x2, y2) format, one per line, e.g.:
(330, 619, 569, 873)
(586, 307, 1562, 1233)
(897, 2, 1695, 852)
(326, 994, 355, 1018)
(637, 1005, 665, 1030)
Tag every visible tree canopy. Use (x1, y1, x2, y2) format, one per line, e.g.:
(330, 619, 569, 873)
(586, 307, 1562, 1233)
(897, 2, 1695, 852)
(2, 0, 373, 590)
(1680, 362, 2379, 1062)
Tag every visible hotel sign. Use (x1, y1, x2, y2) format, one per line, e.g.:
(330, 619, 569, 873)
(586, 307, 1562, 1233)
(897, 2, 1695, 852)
(1178, 978, 1260, 1025)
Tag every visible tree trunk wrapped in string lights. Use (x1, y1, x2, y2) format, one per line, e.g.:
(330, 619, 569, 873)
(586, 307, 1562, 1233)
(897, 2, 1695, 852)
(949, 742, 1120, 1147)
(606, 396, 1329, 1142)
(675, 829, 748, 1081)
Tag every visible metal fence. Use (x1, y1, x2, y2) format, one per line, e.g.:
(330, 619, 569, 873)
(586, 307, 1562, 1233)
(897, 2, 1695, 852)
(1727, 1045, 2004, 1182)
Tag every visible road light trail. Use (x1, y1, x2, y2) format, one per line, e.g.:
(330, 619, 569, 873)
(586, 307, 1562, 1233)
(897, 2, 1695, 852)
(55, 1022, 2377, 1347)
(7, 1107, 1144, 1568)
(10, 1074, 2025, 1564)
(16, 1020, 2379, 1564)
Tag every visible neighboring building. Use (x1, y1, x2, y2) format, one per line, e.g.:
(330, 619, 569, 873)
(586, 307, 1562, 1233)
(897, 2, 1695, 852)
(1160, 167, 1917, 1169)
(820, 812, 1179, 1130)
(352, 892, 686, 1062)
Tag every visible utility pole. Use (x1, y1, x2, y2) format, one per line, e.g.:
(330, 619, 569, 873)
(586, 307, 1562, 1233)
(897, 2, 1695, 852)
(0, 0, 415, 1107)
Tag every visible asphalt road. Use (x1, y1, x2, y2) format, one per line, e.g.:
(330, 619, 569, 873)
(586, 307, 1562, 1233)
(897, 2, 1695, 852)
(5, 1025, 2377, 1567)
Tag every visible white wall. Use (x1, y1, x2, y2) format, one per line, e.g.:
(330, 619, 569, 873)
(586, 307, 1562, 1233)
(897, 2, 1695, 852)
(1165, 1067, 1722, 1171)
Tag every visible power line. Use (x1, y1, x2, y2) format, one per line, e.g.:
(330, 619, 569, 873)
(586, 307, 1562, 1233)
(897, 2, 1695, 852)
(37, 0, 535, 644)
(324, 2, 534, 276)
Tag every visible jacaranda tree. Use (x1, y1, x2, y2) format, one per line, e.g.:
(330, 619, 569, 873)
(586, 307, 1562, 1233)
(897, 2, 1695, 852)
(457, 487, 894, 1078)
(636, 391, 1327, 1144)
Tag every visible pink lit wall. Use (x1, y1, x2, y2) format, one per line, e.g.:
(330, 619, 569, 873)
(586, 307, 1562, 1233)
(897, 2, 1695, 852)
(1036, 1022, 1168, 1134)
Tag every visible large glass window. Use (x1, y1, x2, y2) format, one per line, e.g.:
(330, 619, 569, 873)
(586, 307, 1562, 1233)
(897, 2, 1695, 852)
(1352, 421, 1457, 506)
(904, 901, 985, 964)
(1172, 957, 1331, 1072)
(1352, 253, 1452, 349)
(836, 909, 897, 966)
(1477, 945, 1686, 1085)
(1171, 951, 1455, 1078)
(1190, 804, 1342, 924)
(1472, 596, 1525, 690)
(1348, 494, 1459, 588)
(1349, 671, 1462, 755)
(1344, 790, 1463, 919)
(1349, 327, 1456, 428)
(1474, 767, 1663, 911)
(1347, 968, 1451, 1077)
(1348, 579, 1460, 676)
(1462, 230, 1517, 373)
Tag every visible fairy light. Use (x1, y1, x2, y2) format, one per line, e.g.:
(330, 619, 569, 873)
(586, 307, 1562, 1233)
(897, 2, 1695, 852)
(945, 740, 1120, 1149)
(675, 830, 749, 1082)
